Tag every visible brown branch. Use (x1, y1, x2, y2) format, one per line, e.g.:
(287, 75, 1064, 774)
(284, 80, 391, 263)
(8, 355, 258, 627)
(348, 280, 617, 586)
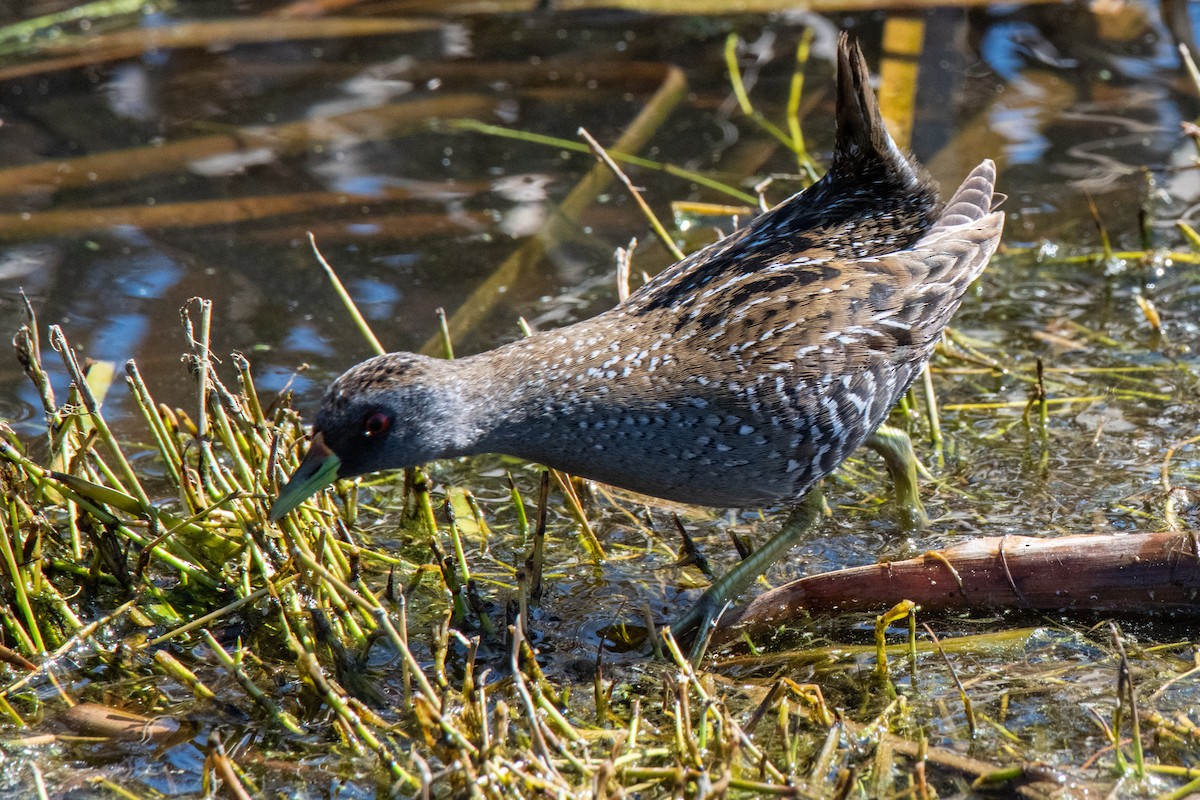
(717, 531, 1200, 645)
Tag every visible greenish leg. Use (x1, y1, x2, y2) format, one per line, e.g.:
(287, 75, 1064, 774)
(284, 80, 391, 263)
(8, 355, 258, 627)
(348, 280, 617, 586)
(672, 425, 927, 663)
(672, 489, 826, 664)
(865, 425, 929, 532)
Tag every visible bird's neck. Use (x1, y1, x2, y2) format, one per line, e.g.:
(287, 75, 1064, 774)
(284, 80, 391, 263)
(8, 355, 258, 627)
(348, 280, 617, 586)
(450, 319, 630, 460)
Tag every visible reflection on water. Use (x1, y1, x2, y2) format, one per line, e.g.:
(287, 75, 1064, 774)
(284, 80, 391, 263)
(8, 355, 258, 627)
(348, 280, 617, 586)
(0, 4, 1196, 532)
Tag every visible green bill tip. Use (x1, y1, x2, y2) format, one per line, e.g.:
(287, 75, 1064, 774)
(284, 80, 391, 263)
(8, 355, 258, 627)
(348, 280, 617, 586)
(268, 433, 342, 521)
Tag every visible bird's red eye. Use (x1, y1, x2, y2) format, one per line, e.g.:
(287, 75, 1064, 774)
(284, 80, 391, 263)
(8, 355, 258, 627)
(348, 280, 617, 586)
(363, 412, 391, 437)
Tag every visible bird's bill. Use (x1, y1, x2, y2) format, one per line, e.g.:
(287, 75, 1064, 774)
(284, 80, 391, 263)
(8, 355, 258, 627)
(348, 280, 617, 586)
(268, 432, 342, 521)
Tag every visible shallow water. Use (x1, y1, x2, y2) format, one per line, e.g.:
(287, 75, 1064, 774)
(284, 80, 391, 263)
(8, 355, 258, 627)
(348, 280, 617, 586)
(0, 1, 1199, 796)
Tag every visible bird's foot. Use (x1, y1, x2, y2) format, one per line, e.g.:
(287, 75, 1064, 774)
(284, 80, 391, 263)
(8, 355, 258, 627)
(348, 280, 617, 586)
(669, 589, 732, 666)
(866, 425, 929, 531)
(668, 490, 828, 665)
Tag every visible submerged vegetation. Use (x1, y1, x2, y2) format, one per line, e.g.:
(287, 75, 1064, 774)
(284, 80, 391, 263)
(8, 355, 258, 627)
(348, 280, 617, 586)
(0, 3, 1197, 799)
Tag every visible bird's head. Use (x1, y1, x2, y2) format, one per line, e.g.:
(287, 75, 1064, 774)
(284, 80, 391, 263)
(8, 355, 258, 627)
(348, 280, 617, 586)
(268, 352, 469, 521)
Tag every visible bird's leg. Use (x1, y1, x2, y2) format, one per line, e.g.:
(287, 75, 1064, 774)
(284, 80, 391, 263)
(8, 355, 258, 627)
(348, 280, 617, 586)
(864, 425, 929, 531)
(672, 489, 826, 663)
(671, 426, 928, 662)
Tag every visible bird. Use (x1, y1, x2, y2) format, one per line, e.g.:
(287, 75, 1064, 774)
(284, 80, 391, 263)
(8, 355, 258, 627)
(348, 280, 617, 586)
(270, 33, 1004, 652)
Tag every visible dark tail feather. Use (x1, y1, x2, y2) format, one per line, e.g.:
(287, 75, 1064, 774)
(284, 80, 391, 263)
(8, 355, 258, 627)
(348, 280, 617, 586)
(832, 32, 895, 167)
(676, 33, 940, 267)
(826, 33, 933, 214)
(783, 34, 938, 255)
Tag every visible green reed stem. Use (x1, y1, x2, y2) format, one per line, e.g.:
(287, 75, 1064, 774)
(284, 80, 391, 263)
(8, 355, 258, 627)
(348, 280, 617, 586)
(920, 364, 944, 468)
(724, 33, 801, 156)
(507, 473, 530, 548)
(786, 28, 820, 181)
(201, 630, 305, 735)
(124, 360, 182, 486)
(0, 512, 41, 653)
(444, 505, 472, 588)
(447, 118, 758, 205)
(153, 650, 216, 700)
(300, 649, 417, 785)
(0, 0, 150, 47)
(231, 352, 267, 427)
(208, 386, 257, 492)
(435, 307, 454, 360)
(309, 232, 386, 356)
(579, 126, 685, 261)
(49, 326, 150, 508)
